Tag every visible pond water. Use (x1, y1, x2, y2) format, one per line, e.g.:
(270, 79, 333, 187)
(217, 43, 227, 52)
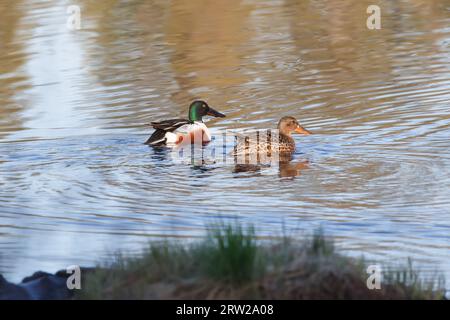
(0, 0, 449, 285)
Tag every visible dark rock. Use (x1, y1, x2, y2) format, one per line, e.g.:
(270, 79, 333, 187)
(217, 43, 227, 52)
(22, 271, 54, 283)
(0, 274, 30, 300)
(1, 267, 98, 300)
(1, 270, 78, 300)
(19, 273, 72, 300)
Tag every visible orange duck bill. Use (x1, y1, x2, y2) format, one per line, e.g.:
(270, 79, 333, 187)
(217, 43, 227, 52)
(294, 125, 312, 135)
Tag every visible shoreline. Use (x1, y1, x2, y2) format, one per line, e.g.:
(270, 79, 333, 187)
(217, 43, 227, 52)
(1, 226, 446, 300)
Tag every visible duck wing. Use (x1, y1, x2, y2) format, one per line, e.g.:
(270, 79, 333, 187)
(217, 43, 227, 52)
(230, 130, 272, 156)
(150, 119, 191, 131)
(145, 119, 191, 145)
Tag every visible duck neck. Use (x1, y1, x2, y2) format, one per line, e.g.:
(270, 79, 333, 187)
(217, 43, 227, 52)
(189, 108, 203, 122)
(279, 132, 295, 145)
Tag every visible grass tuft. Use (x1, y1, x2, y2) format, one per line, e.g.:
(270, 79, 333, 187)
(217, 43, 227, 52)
(197, 224, 262, 284)
(382, 258, 446, 300)
(307, 228, 334, 256)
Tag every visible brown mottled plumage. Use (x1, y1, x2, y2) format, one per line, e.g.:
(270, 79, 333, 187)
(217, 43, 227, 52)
(232, 116, 311, 157)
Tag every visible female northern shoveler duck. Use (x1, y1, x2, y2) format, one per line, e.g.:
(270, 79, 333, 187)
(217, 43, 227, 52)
(145, 100, 226, 146)
(232, 116, 311, 156)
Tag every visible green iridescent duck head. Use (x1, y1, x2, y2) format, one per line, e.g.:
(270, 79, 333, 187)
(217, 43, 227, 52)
(188, 100, 226, 122)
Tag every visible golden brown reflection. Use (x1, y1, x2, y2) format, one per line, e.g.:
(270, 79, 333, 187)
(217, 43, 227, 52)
(233, 159, 309, 178)
(0, 0, 28, 139)
(0, 0, 449, 137)
(165, 0, 254, 106)
(279, 160, 310, 178)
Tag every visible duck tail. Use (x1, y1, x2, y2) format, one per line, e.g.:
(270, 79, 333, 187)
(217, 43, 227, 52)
(144, 129, 167, 145)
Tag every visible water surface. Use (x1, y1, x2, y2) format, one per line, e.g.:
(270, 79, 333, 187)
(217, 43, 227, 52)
(0, 0, 450, 284)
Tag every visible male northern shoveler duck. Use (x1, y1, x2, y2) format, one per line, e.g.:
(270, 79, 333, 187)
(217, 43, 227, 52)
(145, 100, 226, 146)
(232, 116, 311, 156)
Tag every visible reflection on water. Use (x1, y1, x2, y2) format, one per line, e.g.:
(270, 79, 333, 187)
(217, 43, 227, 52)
(232, 160, 309, 178)
(0, 0, 450, 285)
(279, 160, 310, 178)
